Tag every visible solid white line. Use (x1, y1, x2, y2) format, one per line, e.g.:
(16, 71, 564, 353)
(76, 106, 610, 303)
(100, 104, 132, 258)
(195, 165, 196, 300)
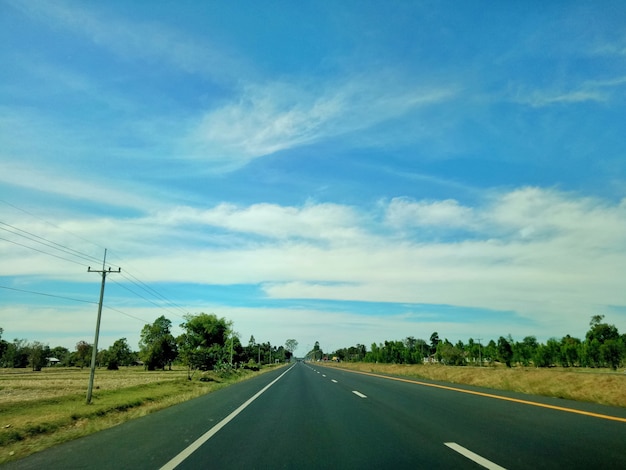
(160, 365, 295, 470)
(444, 442, 507, 470)
(352, 390, 367, 398)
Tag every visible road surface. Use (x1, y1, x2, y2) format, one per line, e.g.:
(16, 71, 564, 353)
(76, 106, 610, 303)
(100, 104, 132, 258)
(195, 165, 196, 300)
(5, 362, 626, 469)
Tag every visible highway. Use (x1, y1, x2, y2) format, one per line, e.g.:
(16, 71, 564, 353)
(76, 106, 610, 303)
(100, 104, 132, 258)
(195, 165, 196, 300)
(5, 361, 626, 469)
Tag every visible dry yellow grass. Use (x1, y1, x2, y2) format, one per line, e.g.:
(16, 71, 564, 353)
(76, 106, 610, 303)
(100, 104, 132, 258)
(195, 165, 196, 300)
(0, 367, 187, 405)
(322, 362, 626, 408)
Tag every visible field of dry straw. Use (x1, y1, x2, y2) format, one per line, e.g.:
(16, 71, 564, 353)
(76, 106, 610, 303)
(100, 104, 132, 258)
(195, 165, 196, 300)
(323, 362, 626, 407)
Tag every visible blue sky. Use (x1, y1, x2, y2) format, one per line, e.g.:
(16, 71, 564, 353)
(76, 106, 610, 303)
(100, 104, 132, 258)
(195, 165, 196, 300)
(1, 0, 626, 356)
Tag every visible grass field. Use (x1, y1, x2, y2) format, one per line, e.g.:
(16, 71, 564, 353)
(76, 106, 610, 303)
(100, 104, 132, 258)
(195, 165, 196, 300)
(0, 365, 277, 464)
(323, 362, 626, 407)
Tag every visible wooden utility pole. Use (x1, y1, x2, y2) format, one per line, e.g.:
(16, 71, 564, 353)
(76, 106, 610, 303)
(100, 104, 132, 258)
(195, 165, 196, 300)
(86, 249, 120, 404)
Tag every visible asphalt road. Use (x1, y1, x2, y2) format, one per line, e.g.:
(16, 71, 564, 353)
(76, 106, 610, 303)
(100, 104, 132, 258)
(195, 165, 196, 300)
(5, 362, 626, 469)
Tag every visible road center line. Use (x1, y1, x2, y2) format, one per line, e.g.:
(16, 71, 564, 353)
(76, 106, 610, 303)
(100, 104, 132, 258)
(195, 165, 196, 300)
(160, 365, 295, 470)
(445, 442, 507, 470)
(331, 379, 338, 383)
(352, 390, 367, 398)
(331, 367, 626, 423)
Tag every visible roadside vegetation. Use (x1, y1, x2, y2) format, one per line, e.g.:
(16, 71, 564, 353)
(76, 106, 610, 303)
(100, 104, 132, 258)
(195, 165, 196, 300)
(0, 312, 297, 464)
(312, 315, 626, 372)
(322, 361, 626, 408)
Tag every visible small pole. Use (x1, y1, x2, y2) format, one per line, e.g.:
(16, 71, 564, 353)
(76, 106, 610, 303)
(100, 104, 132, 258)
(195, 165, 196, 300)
(230, 333, 234, 366)
(86, 249, 120, 404)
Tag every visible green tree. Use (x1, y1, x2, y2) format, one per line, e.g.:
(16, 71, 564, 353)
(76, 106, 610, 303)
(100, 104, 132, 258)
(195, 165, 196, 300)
(429, 332, 440, 355)
(105, 338, 134, 370)
(308, 341, 323, 361)
(467, 338, 479, 364)
(0, 328, 7, 365)
(2, 339, 29, 368)
(600, 339, 624, 370)
(533, 338, 561, 367)
(139, 316, 178, 371)
(560, 335, 581, 367)
(73, 340, 92, 368)
(584, 315, 621, 368)
(497, 336, 514, 367)
(285, 339, 298, 359)
(586, 315, 619, 343)
(178, 313, 229, 375)
(415, 339, 428, 363)
(483, 340, 497, 365)
(514, 336, 538, 366)
(28, 341, 50, 371)
(438, 340, 465, 366)
(365, 343, 380, 363)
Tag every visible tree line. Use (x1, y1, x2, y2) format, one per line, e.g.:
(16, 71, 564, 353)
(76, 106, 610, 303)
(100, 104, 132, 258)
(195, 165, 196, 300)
(330, 315, 626, 370)
(0, 313, 298, 376)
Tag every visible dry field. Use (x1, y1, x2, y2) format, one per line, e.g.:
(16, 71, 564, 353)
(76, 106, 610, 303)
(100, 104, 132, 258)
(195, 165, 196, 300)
(0, 365, 274, 464)
(0, 366, 189, 405)
(322, 362, 626, 408)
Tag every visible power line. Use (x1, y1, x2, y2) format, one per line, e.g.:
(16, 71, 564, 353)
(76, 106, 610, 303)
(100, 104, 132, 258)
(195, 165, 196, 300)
(0, 199, 105, 252)
(0, 235, 89, 266)
(118, 270, 189, 317)
(103, 305, 151, 325)
(109, 278, 187, 320)
(0, 222, 101, 265)
(0, 284, 98, 304)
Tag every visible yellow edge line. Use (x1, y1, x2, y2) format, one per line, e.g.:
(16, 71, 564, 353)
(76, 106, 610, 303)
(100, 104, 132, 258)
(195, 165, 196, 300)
(334, 366, 626, 423)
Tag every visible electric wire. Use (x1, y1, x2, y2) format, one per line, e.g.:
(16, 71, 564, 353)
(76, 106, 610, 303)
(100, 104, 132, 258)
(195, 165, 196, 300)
(109, 277, 186, 320)
(118, 270, 190, 317)
(2, 200, 190, 323)
(0, 284, 98, 304)
(0, 222, 101, 265)
(0, 235, 88, 266)
(0, 199, 106, 252)
(104, 305, 150, 325)
(0, 285, 150, 326)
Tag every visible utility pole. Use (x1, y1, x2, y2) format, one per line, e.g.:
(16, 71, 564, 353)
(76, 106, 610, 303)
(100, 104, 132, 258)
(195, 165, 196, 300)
(476, 338, 483, 367)
(86, 249, 120, 404)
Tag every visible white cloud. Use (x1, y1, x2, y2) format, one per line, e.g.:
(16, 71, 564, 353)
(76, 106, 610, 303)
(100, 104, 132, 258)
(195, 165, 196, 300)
(153, 202, 366, 242)
(385, 197, 474, 229)
(186, 77, 455, 170)
(514, 75, 626, 108)
(3, 187, 625, 342)
(0, 161, 157, 212)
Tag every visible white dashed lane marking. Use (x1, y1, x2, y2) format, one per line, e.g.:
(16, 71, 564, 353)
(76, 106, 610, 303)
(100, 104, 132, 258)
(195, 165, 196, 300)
(444, 442, 507, 470)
